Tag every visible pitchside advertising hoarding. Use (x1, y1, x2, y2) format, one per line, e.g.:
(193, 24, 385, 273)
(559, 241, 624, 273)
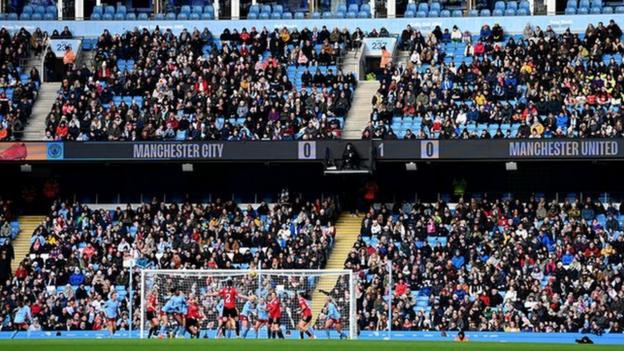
(0, 139, 622, 162)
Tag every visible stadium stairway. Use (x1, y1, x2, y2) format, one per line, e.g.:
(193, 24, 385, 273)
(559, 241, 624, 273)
(11, 216, 45, 272)
(343, 80, 378, 139)
(310, 212, 361, 323)
(22, 82, 61, 140)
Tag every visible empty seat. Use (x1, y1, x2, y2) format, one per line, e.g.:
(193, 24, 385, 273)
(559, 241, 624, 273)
(480, 9, 491, 16)
(494, 1, 506, 10)
(248, 4, 260, 13)
(165, 12, 176, 20)
(44, 13, 55, 20)
(192, 5, 203, 13)
(452, 10, 463, 17)
(204, 5, 214, 14)
(247, 12, 258, 19)
(565, 7, 576, 14)
(138, 12, 149, 20)
(177, 13, 188, 20)
(273, 4, 283, 13)
(261, 5, 271, 13)
(348, 4, 359, 12)
(468, 9, 479, 16)
(358, 10, 368, 18)
(271, 12, 281, 19)
(346, 11, 356, 18)
(590, 7, 601, 13)
(493, 9, 504, 15)
(32, 13, 43, 20)
(602, 6, 613, 13)
(126, 13, 136, 20)
(104, 6, 115, 14)
(154, 13, 165, 20)
(20, 13, 31, 20)
(201, 12, 214, 19)
(405, 10, 415, 17)
(577, 7, 589, 14)
(114, 13, 125, 20)
(295, 12, 305, 19)
(516, 8, 528, 15)
(617, 6, 624, 13)
(337, 4, 348, 13)
(506, 1, 518, 10)
(282, 11, 292, 19)
(8, 12, 18, 20)
(418, 3, 429, 12)
(103, 13, 113, 20)
(189, 12, 200, 20)
(428, 10, 439, 17)
(416, 10, 427, 17)
(335, 11, 345, 18)
(180, 5, 191, 14)
(430, 2, 441, 11)
(35, 5, 45, 14)
(440, 9, 451, 17)
(117, 5, 126, 14)
(504, 8, 516, 15)
(312, 11, 321, 18)
(259, 12, 270, 19)
(22, 5, 33, 14)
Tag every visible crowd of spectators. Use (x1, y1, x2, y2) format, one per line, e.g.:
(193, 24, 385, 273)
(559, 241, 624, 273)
(363, 20, 624, 140)
(44, 26, 357, 141)
(0, 27, 43, 140)
(0, 191, 337, 331)
(348, 195, 624, 333)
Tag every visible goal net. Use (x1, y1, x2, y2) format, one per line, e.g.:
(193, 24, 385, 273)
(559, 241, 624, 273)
(139, 269, 356, 339)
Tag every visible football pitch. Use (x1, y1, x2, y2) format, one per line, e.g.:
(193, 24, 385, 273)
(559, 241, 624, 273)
(0, 339, 621, 351)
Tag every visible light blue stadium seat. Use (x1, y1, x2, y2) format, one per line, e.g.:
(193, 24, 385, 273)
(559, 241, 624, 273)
(495, 1, 506, 10)
(520, 0, 531, 10)
(46, 5, 57, 13)
(617, 5, 624, 13)
(155, 13, 165, 20)
(440, 9, 450, 17)
(114, 13, 125, 20)
(577, 7, 589, 14)
(32, 13, 43, 20)
(92, 5, 103, 15)
(35, 5, 45, 14)
(271, 12, 281, 19)
(103, 13, 113, 20)
(295, 11, 305, 19)
(44, 13, 55, 20)
(20, 13, 31, 20)
(322, 11, 332, 18)
(337, 4, 347, 13)
(282, 11, 292, 19)
(452, 10, 463, 17)
(138, 12, 149, 20)
(189, 12, 200, 20)
(104, 5, 115, 14)
(247, 12, 258, 19)
(361, 4, 370, 12)
(261, 5, 271, 13)
(126, 13, 136, 20)
(311, 11, 320, 19)
(418, 3, 429, 12)
(192, 5, 203, 13)
(590, 6, 601, 13)
(348, 4, 359, 12)
(259, 12, 270, 19)
(567, 0, 577, 8)
(91, 13, 102, 20)
(405, 10, 415, 17)
(273, 4, 283, 13)
(165, 12, 176, 20)
(565, 7, 576, 14)
(8, 12, 18, 20)
(428, 10, 439, 17)
(468, 9, 478, 16)
(507, 1, 518, 10)
(180, 5, 191, 14)
(579, 0, 590, 7)
(248, 4, 260, 13)
(504, 8, 516, 15)
(416, 10, 427, 17)
(346, 11, 356, 18)
(407, 3, 417, 12)
(430, 2, 441, 12)
(358, 10, 368, 18)
(204, 5, 214, 15)
(517, 8, 528, 15)
(117, 5, 126, 14)
(22, 5, 33, 14)
(335, 11, 345, 18)
(493, 9, 503, 16)
(480, 9, 491, 16)
(603, 6, 613, 13)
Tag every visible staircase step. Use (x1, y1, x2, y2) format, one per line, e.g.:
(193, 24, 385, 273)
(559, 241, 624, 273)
(11, 216, 46, 272)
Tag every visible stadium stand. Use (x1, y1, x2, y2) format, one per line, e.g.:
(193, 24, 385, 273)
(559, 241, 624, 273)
(363, 21, 624, 140)
(0, 27, 42, 141)
(349, 195, 624, 332)
(44, 27, 356, 141)
(0, 193, 337, 330)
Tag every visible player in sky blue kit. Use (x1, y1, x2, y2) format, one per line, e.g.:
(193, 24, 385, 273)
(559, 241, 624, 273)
(253, 297, 270, 338)
(324, 296, 346, 339)
(11, 300, 32, 338)
(163, 288, 187, 337)
(104, 292, 120, 337)
(239, 296, 255, 338)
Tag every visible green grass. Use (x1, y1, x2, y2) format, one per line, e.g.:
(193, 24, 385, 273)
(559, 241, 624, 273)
(0, 339, 621, 351)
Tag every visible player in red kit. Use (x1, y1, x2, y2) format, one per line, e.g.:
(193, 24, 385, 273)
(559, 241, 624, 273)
(185, 295, 203, 338)
(296, 292, 315, 339)
(267, 292, 284, 339)
(146, 289, 159, 338)
(207, 279, 248, 338)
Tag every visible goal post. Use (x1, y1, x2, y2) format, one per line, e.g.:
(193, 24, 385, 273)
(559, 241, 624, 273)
(139, 269, 357, 339)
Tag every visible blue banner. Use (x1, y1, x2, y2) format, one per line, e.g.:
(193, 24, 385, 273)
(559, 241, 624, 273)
(1, 330, 623, 343)
(0, 14, 619, 37)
